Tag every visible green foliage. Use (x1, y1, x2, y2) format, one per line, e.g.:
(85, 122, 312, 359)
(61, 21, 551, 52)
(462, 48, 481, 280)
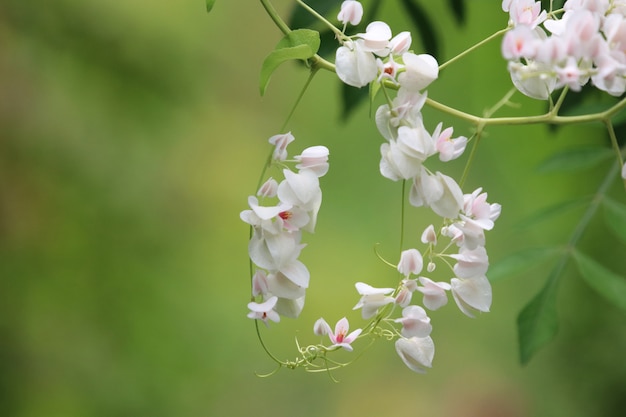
(517, 265, 561, 365)
(206, 0, 216, 12)
(400, 0, 440, 57)
(447, 0, 466, 25)
(289, 0, 341, 29)
(260, 29, 321, 96)
(573, 250, 626, 311)
(537, 146, 614, 173)
(488, 247, 560, 282)
(603, 197, 626, 245)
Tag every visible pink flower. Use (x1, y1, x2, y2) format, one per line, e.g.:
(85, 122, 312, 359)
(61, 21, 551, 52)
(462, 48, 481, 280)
(433, 123, 468, 162)
(314, 317, 362, 351)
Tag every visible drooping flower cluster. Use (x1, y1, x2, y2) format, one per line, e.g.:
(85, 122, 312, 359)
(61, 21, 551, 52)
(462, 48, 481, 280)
(242, 133, 329, 325)
(319, 1, 502, 373)
(502, 0, 626, 99)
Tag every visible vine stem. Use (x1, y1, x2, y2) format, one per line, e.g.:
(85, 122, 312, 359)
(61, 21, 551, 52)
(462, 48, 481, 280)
(439, 27, 510, 71)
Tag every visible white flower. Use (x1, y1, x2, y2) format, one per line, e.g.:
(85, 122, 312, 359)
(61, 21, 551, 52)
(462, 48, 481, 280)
(257, 178, 278, 198)
(395, 278, 418, 307)
(395, 336, 434, 373)
(252, 270, 269, 297)
(356, 21, 392, 56)
(266, 271, 306, 300)
(274, 296, 305, 318)
(268, 132, 295, 161)
(336, 40, 378, 88)
(417, 276, 451, 310)
(398, 52, 439, 91)
(451, 275, 492, 318)
(239, 196, 291, 234)
(395, 305, 432, 338)
(277, 168, 322, 232)
(337, 0, 363, 26)
(421, 224, 437, 245)
(622, 161, 626, 179)
(389, 31, 412, 55)
(353, 282, 395, 319)
(410, 170, 464, 219)
(295, 146, 329, 177)
(247, 296, 280, 326)
(314, 317, 362, 351)
(450, 245, 489, 279)
(248, 231, 310, 288)
(397, 248, 424, 277)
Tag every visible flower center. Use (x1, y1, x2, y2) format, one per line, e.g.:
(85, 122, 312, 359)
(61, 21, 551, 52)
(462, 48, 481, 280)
(279, 210, 292, 220)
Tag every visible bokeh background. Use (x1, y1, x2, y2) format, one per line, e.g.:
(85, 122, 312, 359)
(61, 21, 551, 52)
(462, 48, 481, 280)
(1, 1, 625, 416)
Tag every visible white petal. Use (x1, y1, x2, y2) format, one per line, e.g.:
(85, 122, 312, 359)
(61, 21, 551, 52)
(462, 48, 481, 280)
(451, 276, 492, 317)
(395, 336, 434, 373)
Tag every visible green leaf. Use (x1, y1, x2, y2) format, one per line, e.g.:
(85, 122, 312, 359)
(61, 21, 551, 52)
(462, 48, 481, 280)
(573, 250, 626, 311)
(259, 29, 320, 96)
(518, 272, 560, 365)
(603, 197, 626, 245)
(206, 0, 215, 12)
(537, 146, 614, 173)
(516, 196, 590, 230)
(400, 0, 440, 57)
(446, 0, 466, 25)
(488, 247, 560, 283)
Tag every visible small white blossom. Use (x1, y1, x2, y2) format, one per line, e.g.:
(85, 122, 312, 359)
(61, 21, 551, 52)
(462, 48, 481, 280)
(247, 296, 281, 326)
(353, 282, 395, 319)
(395, 336, 434, 373)
(337, 0, 363, 26)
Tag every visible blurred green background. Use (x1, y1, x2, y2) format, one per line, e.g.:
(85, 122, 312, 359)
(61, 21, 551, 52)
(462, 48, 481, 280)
(1, 1, 625, 416)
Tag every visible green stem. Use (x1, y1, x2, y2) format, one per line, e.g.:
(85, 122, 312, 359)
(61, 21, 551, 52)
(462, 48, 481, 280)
(439, 27, 510, 71)
(603, 120, 625, 191)
(296, 0, 344, 39)
(260, 0, 291, 36)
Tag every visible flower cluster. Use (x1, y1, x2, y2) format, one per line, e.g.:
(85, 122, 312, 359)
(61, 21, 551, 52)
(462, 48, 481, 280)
(335, 2, 437, 89)
(319, 1, 502, 373)
(242, 133, 329, 325)
(502, 0, 626, 99)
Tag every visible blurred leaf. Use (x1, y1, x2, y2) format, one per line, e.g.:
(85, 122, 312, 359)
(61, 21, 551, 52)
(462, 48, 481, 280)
(573, 250, 626, 311)
(537, 146, 614, 173)
(488, 247, 560, 282)
(516, 196, 590, 229)
(289, 0, 341, 30)
(446, 0, 466, 25)
(206, 0, 216, 12)
(518, 270, 560, 365)
(341, 83, 369, 120)
(602, 197, 626, 245)
(399, 0, 440, 57)
(260, 29, 320, 96)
